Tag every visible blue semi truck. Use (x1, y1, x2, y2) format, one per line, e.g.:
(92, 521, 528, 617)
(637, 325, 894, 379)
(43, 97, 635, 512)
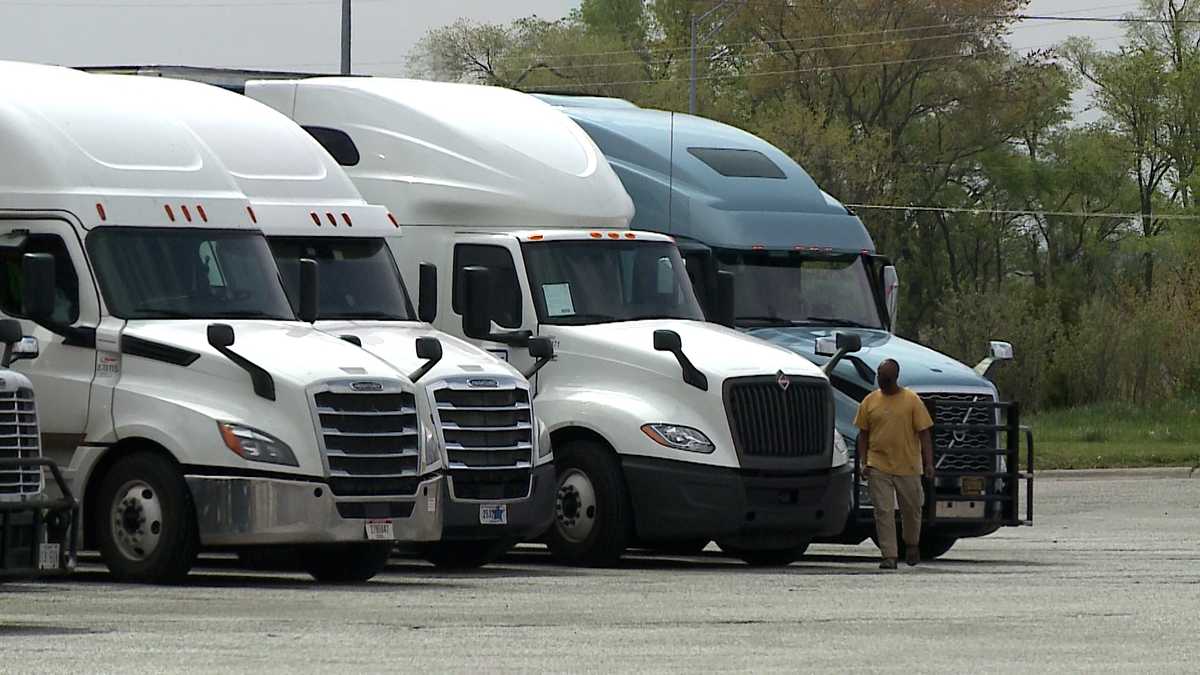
(539, 95, 1031, 558)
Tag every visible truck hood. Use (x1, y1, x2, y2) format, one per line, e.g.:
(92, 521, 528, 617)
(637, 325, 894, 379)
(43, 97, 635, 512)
(313, 320, 523, 381)
(549, 319, 825, 383)
(745, 326, 994, 394)
(123, 320, 407, 388)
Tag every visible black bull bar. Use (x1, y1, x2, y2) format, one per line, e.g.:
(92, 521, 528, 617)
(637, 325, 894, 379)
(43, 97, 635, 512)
(853, 399, 1034, 527)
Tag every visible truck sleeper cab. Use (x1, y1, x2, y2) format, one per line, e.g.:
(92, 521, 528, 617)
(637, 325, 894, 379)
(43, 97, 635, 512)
(110, 73, 553, 570)
(544, 94, 1024, 558)
(0, 62, 442, 583)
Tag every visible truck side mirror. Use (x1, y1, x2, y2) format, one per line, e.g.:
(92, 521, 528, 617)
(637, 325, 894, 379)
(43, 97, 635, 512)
(882, 265, 899, 332)
(713, 270, 735, 328)
(22, 253, 56, 321)
(207, 323, 236, 349)
(653, 329, 707, 391)
(523, 336, 556, 379)
(409, 336, 443, 382)
(297, 258, 319, 323)
(461, 265, 493, 340)
(418, 262, 437, 324)
(974, 340, 1014, 378)
(818, 332, 865, 378)
(0, 318, 27, 368)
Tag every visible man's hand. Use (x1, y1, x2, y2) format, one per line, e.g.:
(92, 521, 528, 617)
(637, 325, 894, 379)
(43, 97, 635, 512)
(923, 463, 935, 480)
(857, 464, 870, 480)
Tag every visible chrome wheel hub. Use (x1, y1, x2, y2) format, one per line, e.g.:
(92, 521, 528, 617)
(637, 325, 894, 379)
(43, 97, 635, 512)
(110, 480, 163, 562)
(555, 469, 597, 544)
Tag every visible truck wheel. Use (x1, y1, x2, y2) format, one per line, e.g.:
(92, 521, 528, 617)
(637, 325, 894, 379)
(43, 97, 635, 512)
(547, 441, 631, 567)
(95, 452, 199, 583)
(720, 542, 809, 567)
(300, 543, 392, 582)
(421, 540, 510, 569)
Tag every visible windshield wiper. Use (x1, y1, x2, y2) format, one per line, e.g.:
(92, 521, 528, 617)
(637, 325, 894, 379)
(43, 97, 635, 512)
(130, 307, 196, 318)
(801, 317, 877, 329)
(335, 311, 411, 321)
(548, 313, 619, 324)
(735, 315, 797, 326)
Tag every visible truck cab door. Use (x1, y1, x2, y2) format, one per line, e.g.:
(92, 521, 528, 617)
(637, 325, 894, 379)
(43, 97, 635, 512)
(447, 237, 539, 385)
(0, 219, 101, 467)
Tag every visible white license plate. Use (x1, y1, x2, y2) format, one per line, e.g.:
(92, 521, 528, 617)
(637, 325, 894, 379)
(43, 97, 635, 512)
(38, 543, 61, 570)
(480, 504, 507, 525)
(365, 520, 395, 541)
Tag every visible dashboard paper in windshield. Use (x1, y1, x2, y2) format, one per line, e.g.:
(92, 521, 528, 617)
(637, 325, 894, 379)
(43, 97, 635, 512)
(542, 283, 576, 317)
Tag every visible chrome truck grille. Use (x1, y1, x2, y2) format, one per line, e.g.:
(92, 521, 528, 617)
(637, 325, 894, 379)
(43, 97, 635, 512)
(0, 387, 41, 498)
(311, 382, 420, 499)
(431, 381, 533, 501)
(724, 375, 832, 460)
(924, 392, 997, 473)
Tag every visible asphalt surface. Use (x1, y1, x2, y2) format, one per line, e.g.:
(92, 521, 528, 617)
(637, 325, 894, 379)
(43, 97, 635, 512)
(2, 475, 1198, 673)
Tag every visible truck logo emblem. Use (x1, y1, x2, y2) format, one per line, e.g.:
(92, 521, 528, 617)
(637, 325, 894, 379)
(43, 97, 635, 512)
(468, 378, 498, 388)
(350, 381, 383, 392)
(776, 370, 790, 391)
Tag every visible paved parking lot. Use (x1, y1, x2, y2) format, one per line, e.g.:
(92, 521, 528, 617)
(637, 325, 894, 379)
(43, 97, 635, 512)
(2, 473, 1198, 673)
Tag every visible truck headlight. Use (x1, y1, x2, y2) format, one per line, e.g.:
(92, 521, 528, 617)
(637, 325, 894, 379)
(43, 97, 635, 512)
(832, 430, 849, 468)
(423, 418, 442, 470)
(218, 422, 298, 466)
(641, 424, 715, 453)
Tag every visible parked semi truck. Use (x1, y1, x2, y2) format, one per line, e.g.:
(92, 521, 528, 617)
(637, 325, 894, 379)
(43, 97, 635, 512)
(0, 61, 444, 582)
(103, 73, 552, 569)
(541, 94, 1028, 558)
(0, 319, 78, 579)
(238, 76, 854, 566)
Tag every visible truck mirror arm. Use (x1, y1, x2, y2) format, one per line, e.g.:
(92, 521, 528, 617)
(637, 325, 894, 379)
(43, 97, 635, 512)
(207, 323, 276, 401)
(485, 329, 532, 347)
(653, 330, 708, 391)
(408, 337, 443, 383)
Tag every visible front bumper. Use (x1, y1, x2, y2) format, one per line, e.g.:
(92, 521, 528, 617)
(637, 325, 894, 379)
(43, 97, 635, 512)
(621, 456, 853, 546)
(185, 473, 444, 546)
(441, 464, 556, 541)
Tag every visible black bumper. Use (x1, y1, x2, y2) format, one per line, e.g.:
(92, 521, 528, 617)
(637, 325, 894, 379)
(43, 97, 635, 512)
(440, 464, 556, 542)
(621, 456, 853, 546)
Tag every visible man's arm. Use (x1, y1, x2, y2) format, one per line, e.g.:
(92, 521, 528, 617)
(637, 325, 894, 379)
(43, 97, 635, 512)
(856, 430, 870, 478)
(919, 428, 934, 479)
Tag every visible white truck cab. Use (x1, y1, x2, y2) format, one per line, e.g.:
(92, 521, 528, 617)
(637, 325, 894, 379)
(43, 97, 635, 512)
(246, 76, 855, 566)
(0, 62, 442, 582)
(104, 73, 552, 569)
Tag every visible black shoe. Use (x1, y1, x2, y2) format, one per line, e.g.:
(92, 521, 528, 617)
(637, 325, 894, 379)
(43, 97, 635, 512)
(906, 548, 920, 566)
(879, 558, 897, 570)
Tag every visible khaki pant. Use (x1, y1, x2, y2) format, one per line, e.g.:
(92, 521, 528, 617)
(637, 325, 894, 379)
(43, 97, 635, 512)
(869, 470, 924, 559)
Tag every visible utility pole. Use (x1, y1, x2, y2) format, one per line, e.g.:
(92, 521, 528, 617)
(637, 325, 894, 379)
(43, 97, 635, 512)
(688, 0, 737, 115)
(340, 0, 352, 75)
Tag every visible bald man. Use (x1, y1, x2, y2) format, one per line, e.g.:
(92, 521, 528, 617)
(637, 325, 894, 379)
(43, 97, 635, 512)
(853, 359, 935, 569)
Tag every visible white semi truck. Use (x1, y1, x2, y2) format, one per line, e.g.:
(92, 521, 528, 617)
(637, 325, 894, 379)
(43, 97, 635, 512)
(244, 76, 855, 566)
(0, 62, 444, 582)
(103, 73, 553, 569)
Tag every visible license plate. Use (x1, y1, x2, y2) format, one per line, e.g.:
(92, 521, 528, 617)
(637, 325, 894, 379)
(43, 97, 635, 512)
(365, 520, 395, 541)
(961, 476, 986, 496)
(480, 504, 507, 525)
(38, 543, 60, 570)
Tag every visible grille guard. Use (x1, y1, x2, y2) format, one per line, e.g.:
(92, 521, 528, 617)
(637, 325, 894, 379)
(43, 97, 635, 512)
(853, 398, 1034, 528)
(0, 457, 79, 578)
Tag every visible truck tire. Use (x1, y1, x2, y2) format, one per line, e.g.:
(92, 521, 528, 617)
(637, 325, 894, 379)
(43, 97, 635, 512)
(421, 540, 510, 569)
(94, 452, 199, 583)
(547, 441, 631, 567)
(719, 542, 809, 567)
(299, 543, 392, 582)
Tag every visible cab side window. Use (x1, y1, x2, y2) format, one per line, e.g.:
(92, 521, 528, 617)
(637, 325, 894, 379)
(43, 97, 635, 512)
(0, 234, 80, 324)
(452, 244, 522, 329)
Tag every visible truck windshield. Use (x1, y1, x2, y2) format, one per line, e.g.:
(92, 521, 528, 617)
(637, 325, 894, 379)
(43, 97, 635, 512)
(522, 240, 704, 325)
(87, 228, 295, 320)
(268, 237, 413, 321)
(716, 251, 883, 329)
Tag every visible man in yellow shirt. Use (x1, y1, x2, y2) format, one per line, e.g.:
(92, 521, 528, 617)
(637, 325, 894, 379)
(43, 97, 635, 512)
(853, 359, 935, 569)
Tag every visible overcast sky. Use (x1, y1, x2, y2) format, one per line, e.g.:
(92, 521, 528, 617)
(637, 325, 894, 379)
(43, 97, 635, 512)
(0, 0, 1132, 75)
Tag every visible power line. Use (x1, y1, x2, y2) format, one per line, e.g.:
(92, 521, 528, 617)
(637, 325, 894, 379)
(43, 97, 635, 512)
(845, 203, 1200, 221)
